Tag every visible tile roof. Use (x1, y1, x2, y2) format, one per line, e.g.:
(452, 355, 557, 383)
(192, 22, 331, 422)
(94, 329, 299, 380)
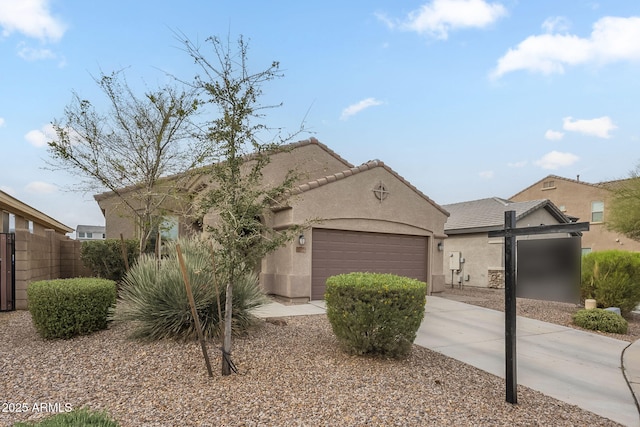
(284, 137, 354, 169)
(443, 197, 568, 233)
(95, 137, 354, 201)
(292, 159, 450, 216)
(509, 174, 626, 199)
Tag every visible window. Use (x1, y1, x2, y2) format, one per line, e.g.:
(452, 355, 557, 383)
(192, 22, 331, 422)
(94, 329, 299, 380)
(87, 232, 93, 238)
(8, 213, 15, 232)
(78, 232, 85, 238)
(145, 216, 179, 253)
(591, 201, 604, 223)
(160, 217, 179, 240)
(543, 180, 555, 189)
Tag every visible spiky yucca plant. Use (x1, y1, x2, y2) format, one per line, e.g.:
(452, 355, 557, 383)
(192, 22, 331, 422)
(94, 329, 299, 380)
(112, 237, 268, 341)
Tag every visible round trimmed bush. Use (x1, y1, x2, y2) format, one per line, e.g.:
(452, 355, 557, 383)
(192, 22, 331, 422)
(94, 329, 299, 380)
(27, 278, 117, 339)
(325, 272, 427, 358)
(573, 308, 628, 334)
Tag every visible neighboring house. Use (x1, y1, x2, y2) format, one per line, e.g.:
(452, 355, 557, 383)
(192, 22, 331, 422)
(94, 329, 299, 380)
(442, 197, 575, 289)
(76, 225, 106, 241)
(96, 138, 450, 300)
(510, 175, 640, 253)
(0, 190, 87, 310)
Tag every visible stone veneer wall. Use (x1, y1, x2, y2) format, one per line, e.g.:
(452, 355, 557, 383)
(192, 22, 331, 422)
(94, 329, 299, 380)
(488, 268, 505, 289)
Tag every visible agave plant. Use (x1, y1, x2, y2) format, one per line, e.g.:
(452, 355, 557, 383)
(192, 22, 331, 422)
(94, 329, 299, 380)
(112, 236, 268, 341)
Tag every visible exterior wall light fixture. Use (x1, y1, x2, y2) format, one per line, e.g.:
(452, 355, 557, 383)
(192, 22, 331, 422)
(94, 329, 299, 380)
(437, 242, 443, 251)
(298, 234, 306, 246)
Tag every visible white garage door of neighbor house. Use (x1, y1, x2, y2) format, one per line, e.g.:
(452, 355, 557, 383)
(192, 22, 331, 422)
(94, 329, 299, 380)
(311, 228, 428, 300)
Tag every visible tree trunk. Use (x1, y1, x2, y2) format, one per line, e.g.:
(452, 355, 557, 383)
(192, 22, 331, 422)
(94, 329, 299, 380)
(222, 280, 233, 375)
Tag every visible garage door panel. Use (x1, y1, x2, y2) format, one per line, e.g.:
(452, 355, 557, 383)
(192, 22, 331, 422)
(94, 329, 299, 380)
(311, 229, 427, 300)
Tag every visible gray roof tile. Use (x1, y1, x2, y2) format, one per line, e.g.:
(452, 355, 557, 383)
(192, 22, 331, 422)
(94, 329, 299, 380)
(443, 197, 564, 233)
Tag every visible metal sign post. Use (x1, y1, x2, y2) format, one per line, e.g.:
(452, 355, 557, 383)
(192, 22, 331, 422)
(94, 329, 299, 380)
(504, 211, 517, 403)
(488, 211, 589, 404)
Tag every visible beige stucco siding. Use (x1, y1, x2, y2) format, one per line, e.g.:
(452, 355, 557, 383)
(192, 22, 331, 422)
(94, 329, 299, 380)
(257, 142, 352, 188)
(443, 208, 574, 288)
(263, 165, 447, 299)
(284, 166, 445, 233)
(512, 178, 640, 252)
(96, 140, 449, 301)
(444, 233, 501, 288)
(102, 140, 353, 241)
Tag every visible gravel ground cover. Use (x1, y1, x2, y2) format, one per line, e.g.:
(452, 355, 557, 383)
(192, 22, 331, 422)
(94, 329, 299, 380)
(0, 303, 625, 427)
(438, 286, 640, 342)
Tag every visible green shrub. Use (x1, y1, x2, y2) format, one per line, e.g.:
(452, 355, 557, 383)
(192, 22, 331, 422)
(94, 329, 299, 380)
(572, 308, 628, 334)
(81, 239, 140, 282)
(325, 272, 427, 358)
(581, 250, 640, 316)
(112, 237, 268, 341)
(14, 407, 119, 426)
(27, 278, 117, 339)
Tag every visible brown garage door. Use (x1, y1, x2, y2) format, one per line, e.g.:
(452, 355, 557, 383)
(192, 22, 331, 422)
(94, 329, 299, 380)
(311, 229, 427, 300)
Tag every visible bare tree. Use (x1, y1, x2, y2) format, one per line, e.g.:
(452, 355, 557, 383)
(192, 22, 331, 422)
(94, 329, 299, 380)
(180, 34, 305, 375)
(48, 70, 212, 252)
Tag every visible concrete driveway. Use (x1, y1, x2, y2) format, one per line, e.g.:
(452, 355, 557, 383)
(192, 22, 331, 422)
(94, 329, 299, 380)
(417, 296, 639, 427)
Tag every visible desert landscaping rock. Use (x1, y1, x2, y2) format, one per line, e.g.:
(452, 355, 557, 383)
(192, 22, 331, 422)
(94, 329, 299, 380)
(0, 301, 625, 426)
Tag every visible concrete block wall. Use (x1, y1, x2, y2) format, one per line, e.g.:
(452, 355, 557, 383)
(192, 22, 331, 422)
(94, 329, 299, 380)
(13, 229, 88, 309)
(60, 239, 92, 278)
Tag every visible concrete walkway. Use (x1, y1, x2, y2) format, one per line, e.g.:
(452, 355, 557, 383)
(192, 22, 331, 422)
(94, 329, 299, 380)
(624, 339, 640, 423)
(418, 297, 639, 427)
(254, 296, 640, 426)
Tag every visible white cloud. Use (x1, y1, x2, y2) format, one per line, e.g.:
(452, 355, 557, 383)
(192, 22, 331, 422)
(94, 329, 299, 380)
(340, 98, 383, 121)
(479, 170, 494, 179)
(0, 0, 66, 42)
(0, 117, 5, 127)
(376, 12, 395, 29)
(534, 151, 579, 169)
(378, 0, 507, 40)
(544, 129, 564, 140)
(25, 181, 58, 194)
(17, 42, 56, 61)
(25, 123, 56, 147)
(491, 16, 640, 78)
(562, 116, 617, 138)
(542, 16, 571, 34)
(507, 160, 527, 168)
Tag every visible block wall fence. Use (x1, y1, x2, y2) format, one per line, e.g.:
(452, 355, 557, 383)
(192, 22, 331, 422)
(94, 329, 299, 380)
(14, 228, 91, 309)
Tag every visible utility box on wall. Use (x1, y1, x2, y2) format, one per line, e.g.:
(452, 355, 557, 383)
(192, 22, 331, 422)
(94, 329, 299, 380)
(449, 251, 461, 271)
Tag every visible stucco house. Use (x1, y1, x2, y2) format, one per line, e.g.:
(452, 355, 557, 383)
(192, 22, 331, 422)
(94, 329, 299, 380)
(96, 138, 449, 301)
(442, 197, 575, 288)
(76, 225, 106, 241)
(510, 175, 640, 253)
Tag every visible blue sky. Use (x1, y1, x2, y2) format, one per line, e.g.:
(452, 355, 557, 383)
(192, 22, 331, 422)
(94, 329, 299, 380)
(1, 0, 639, 231)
